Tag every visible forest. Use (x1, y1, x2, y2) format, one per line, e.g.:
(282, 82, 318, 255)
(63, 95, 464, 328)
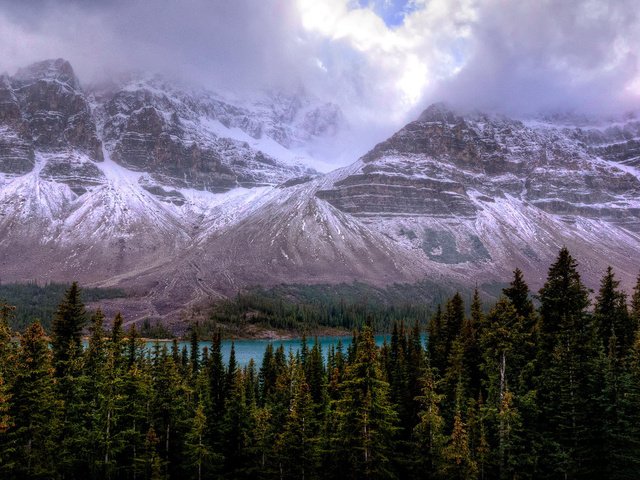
(1, 247, 640, 479)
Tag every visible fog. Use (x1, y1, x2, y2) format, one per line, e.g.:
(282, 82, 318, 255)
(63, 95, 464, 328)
(1, 0, 638, 167)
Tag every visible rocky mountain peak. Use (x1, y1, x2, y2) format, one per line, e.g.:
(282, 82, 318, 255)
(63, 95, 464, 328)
(14, 58, 81, 90)
(417, 102, 459, 124)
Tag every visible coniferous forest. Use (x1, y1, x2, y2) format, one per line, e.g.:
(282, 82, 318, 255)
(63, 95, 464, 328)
(1, 247, 640, 479)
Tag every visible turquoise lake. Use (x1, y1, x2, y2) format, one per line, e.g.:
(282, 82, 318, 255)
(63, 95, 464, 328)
(144, 334, 421, 366)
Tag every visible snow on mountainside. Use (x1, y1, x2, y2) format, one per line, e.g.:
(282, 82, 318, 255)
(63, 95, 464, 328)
(2, 60, 640, 324)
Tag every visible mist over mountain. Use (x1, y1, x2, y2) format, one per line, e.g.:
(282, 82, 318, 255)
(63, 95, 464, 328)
(0, 56, 639, 324)
(2, 0, 639, 168)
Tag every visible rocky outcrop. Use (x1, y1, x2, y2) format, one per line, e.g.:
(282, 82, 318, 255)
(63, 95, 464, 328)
(12, 59, 103, 160)
(94, 77, 325, 190)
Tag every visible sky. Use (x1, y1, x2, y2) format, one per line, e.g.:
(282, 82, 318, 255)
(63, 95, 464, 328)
(1, 0, 639, 166)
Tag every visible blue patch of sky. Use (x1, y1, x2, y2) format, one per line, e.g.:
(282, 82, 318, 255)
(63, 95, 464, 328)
(354, 0, 423, 28)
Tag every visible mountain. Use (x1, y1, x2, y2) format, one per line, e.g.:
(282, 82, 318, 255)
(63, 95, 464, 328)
(2, 59, 640, 324)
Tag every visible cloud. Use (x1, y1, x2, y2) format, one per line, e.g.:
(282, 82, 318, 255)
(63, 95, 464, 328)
(434, 0, 640, 116)
(0, 0, 317, 92)
(0, 0, 639, 167)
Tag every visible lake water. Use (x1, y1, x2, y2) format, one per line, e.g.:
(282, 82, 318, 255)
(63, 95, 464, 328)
(146, 335, 408, 366)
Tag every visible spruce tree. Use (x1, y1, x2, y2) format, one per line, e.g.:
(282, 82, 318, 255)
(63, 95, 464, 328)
(150, 345, 187, 476)
(51, 282, 87, 377)
(0, 301, 15, 364)
(630, 274, 640, 331)
(222, 369, 250, 476)
(442, 401, 477, 479)
(536, 247, 598, 477)
(428, 305, 447, 374)
(205, 330, 226, 459)
(306, 338, 326, 408)
(503, 269, 534, 320)
(594, 267, 634, 355)
(8, 322, 59, 477)
(334, 325, 398, 479)
(537, 247, 590, 341)
(275, 360, 317, 479)
(190, 324, 200, 376)
(413, 358, 446, 477)
(121, 357, 153, 477)
(185, 402, 215, 480)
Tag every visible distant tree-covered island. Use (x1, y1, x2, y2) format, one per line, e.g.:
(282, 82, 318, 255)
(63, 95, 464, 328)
(1, 247, 640, 478)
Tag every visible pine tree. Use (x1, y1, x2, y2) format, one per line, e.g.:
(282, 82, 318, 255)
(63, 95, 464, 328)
(222, 368, 250, 476)
(51, 282, 87, 377)
(428, 305, 447, 374)
(86, 309, 107, 378)
(334, 325, 398, 479)
(126, 324, 143, 368)
(610, 332, 640, 477)
(306, 338, 326, 409)
(190, 324, 200, 377)
(138, 426, 164, 480)
(442, 403, 477, 479)
(630, 274, 640, 331)
(259, 342, 277, 403)
(444, 293, 465, 358)
(110, 313, 125, 368)
(537, 247, 590, 341)
(536, 247, 598, 477)
(205, 330, 226, 459)
(594, 267, 634, 356)
(0, 368, 12, 474)
(247, 404, 273, 477)
(275, 360, 318, 479)
(150, 344, 187, 476)
(503, 269, 534, 320)
(0, 300, 14, 464)
(0, 301, 15, 364)
(7, 322, 59, 477)
(185, 402, 215, 480)
(413, 359, 446, 477)
(121, 359, 153, 477)
(480, 299, 525, 413)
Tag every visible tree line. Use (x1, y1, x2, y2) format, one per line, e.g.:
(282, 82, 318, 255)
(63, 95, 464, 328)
(1, 247, 640, 478)
(206, 288, 432, 335)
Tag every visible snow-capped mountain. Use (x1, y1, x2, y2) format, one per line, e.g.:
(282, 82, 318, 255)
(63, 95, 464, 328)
(2, 59, 640, 322)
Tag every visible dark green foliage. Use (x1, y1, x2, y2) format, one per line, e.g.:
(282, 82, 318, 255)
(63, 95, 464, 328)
(0, 282, 125, 331)
(206, 283, 432, 335)
(51, 282, 87, 377)
(594, 267, 635, 356)
(502, 268, 534, 320)
(6, 322, 59, 477)
(332, 325, 398, 479)
(1, 253, 640, 479)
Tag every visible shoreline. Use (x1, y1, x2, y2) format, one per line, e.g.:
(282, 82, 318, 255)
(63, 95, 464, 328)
(80, 324, 354, 343)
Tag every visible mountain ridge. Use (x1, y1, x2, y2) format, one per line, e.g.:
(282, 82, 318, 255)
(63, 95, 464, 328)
(2, 59, 640, 324)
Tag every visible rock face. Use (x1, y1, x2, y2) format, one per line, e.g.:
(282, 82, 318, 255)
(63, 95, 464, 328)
(13, 59, 103, 159)
(319, 104, 640, 225)
(2, 60, 640, 324)
(94, 77, 311, 190)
